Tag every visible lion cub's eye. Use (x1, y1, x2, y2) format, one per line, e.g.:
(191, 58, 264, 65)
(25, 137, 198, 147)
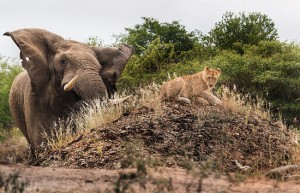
(60, 59, 68, 66)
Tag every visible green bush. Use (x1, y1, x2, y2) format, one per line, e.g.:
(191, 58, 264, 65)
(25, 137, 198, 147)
(117, 37, 206, 90)
(118, 37, 174, 88)
(210, 40, 300, 121)
(0, 61, 23, 130)
(136, 37, 176, 73)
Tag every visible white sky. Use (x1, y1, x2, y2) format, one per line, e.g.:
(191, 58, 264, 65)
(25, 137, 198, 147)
(1, 0, 300, 60)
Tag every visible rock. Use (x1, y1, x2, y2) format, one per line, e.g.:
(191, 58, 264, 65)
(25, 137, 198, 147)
(265, 165, 300, 180)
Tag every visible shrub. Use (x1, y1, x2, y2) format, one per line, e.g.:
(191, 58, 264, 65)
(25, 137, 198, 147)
(210, 41, 300, 122)
(0, 62, 23, 130)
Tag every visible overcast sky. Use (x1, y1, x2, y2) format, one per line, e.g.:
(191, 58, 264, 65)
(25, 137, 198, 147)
(1, 0, 300, 61)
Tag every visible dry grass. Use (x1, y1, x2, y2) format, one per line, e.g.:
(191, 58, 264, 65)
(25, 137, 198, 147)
(0, 128, 28, 163)
(48, 84, 163, 151)
(136, 82, 163, 116)
(48, 94, 134, 150)
(218, 86, 300, 173)
(47, 83, 286, 151)
(289, 128, 300, 164)
(220, 85, 272, 121)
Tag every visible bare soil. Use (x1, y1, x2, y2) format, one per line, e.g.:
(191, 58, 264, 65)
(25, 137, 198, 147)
(1, 101, 300, 192)
(1, 163, 300, 193)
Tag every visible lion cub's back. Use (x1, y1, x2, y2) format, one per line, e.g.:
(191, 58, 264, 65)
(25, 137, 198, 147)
(181, 71, 204, 93)
(160, 77, 186, 99)
(181, 72, 202, 83)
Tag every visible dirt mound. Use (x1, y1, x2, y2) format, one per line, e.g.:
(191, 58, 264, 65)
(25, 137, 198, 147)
(41, 101, 295, 173)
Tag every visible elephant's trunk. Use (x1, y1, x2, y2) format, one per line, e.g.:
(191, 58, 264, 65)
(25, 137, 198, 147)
(73, 72, 108, 102)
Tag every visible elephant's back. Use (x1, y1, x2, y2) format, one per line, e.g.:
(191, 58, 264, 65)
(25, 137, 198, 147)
(9, 71, 30, 101)
(9, 71, 30, 127)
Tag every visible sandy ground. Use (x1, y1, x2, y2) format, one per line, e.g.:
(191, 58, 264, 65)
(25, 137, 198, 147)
(1, 164, 300, 193)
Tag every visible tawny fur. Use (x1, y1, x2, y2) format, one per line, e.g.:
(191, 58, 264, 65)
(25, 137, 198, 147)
(160, 66, 222, 105)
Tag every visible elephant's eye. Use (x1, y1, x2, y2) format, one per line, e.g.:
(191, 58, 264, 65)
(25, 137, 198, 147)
(60, 59, 68, 66)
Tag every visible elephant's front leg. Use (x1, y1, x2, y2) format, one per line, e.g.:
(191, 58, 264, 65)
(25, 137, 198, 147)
(26, 106, 54, 153)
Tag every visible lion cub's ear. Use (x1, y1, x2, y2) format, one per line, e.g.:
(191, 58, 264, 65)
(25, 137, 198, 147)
(204, 66, 210, 71)
(216, 68, 221, 75)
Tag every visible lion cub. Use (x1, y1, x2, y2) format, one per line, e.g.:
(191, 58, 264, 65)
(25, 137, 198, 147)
(160, 66, 222, 105)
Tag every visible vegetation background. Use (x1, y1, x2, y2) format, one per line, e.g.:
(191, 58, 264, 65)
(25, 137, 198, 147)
(1, 11, 300, 137)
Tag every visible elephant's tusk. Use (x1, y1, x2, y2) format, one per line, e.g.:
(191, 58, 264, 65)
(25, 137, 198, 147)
(64, 75, 79, 92)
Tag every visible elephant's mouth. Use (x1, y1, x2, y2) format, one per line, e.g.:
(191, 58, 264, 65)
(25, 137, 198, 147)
(61, 86, 82, 103)
(70, 89, 82, 101)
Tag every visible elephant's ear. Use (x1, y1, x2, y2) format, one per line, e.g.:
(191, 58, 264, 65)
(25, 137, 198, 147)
(92, 45, 134, 78)
(4, 28, 64, 94)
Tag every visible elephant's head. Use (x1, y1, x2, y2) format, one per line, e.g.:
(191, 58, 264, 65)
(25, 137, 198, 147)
(4, 28, 133, 107)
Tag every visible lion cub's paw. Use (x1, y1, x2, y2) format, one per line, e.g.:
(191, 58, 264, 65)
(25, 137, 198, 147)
(214, 99, 222, 106)
(176, 96, 191, 104)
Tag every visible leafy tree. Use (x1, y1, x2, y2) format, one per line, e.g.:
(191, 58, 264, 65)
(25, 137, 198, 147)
(121, 17, 197, 57)
(0, 61, 22, 129)
(85, 36, 103, 46)
(115, 17, 201, 88)
(207, 12, 278, 54)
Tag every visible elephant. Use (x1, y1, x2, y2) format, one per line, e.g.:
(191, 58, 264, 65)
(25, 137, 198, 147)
(4, 28, 134, 153)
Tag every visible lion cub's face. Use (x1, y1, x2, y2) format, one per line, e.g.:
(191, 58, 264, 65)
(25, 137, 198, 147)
(202, 66, 221, 88)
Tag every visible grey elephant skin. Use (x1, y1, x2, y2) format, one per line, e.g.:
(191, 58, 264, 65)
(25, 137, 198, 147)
(5, 28, 134, 152)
